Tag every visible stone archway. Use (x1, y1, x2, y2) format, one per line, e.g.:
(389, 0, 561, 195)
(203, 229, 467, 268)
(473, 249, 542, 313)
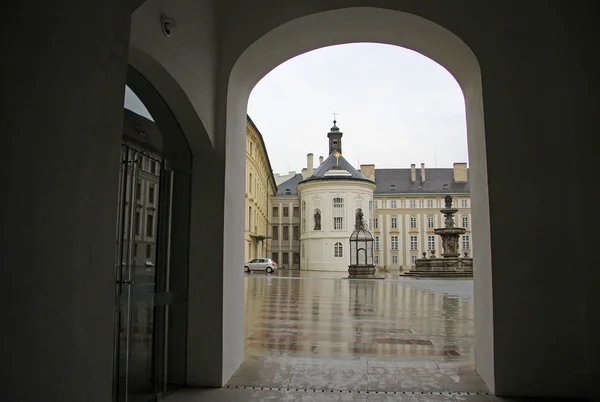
(223, 7, 493, 391)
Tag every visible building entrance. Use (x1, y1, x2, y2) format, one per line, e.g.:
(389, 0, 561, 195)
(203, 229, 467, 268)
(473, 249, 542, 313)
(113, 142, 175, 402)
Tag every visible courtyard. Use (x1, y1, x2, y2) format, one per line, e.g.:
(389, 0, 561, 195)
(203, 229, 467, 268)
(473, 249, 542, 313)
(167, 271, 501, 401)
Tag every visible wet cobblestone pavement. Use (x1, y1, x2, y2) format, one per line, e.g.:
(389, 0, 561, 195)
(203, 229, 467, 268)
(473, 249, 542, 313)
(168, 271, 497, 401)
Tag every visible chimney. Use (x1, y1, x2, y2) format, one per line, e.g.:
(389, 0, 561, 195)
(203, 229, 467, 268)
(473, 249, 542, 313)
(301, 168, 308, 179)
(453, 162, 468, 183)
(307, 153, 314, 177)
(420, 163, 426, 182)
(410, 164, 416, 182)
(360, 164, 376, 182)
(319, 156, 324, 165)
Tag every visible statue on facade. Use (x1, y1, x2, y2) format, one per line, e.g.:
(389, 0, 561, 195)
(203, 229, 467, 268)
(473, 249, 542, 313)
(355, 208, 365, 230)
(314, 209, 321, 230)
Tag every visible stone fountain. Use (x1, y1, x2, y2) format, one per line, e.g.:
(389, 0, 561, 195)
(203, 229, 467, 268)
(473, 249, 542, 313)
(404, 195, 473, 278)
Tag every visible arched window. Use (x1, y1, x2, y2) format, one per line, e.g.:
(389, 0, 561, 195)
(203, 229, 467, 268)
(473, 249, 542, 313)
(332, 197, 344, 230)
(302, 201, 306, 232)
(334, 242, 343, 258)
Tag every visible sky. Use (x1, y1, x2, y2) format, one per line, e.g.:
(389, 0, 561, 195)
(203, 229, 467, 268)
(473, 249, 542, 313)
(248, 43, 468, 174)
(124, 43, 468, 174)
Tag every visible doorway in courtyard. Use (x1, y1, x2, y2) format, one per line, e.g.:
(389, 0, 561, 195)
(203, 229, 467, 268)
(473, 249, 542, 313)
(233, 43, 488, 394)
(114, 84, 191, 402)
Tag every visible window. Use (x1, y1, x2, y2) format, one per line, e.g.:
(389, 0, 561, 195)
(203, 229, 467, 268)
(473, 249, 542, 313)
(302, 244, 305, 259)
(272, 206, 279, 217)
(374, 236, 380, 250)
(302, 201, 306, 231)
(282, 225, 289, 240)
(283, 206, 289, 217)
(374, 200, 379, 209)
(389, 184, 396, 190)
(391, 217, 397, 228)
(282, 253, 289, 264)
(374, 255, 379, 265)
(146, 244, 152, 259)
(410, 217, 417, 229)
(293, 225, 300, 240)
(135, 211, 141, 235)
(390, 200, 397, 208)
(461, 199, 469, 208)
(428, 235, 436, 250)
(293, 253, 300, 263)
(272, 253, 278, 263)
(146, 214, 154, 237)
(150, 160, 156, 175)
(427, 199, 435, 208)
(134, 243, 138, 258)
(391, 236, 398, 250)
(333, 197, 344, 230)
(410, 235, 418, 250)
(427, 216, 434, 228)
(334, 242, 343, 257)
(462, 235, 471, 250)
(136, 182, 142, 203)
(411, 255, 417, 265)
(392, 255, 398, 265)
(272, 225, 278, 240)
(249, 173, 253, 194)
(373, 217, 378, 229)
(293, 206, 299, 217)
(462, 216, 469, 228)
(148, 185, 155, 204)
(409, 199, 416, 208)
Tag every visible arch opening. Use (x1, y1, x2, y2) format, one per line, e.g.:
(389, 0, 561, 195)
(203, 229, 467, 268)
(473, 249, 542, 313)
(223, 6, 493, 392)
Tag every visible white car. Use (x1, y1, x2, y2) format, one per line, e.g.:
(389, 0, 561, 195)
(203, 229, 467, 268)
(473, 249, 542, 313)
(244, 258, 278, 274)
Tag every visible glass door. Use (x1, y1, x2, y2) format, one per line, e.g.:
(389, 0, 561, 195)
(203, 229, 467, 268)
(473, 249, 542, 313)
(113, 145, 174, 402)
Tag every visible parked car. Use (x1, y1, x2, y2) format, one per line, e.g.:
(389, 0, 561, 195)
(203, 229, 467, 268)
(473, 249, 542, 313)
(244, 258, 277, 273)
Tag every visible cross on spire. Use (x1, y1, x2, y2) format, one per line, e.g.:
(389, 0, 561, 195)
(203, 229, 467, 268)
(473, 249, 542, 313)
(334, 151, 341, 166)
(332, 111, 338, 122)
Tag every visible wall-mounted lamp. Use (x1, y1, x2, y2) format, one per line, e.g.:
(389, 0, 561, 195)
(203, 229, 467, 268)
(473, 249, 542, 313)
(161, 15, 176, 37)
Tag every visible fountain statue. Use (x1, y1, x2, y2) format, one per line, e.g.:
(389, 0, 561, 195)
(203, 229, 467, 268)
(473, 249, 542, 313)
(404, 195, 473, 278)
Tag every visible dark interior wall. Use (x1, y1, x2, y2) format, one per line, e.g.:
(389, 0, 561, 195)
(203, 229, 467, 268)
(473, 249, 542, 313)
(0, 1, 132, 401)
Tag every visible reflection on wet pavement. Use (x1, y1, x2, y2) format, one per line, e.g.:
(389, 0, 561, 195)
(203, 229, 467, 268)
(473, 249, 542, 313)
(165, 271, 493, 401)
(229, 270, 487, 396)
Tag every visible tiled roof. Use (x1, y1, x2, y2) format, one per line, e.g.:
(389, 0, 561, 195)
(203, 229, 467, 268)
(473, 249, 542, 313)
(299, 151, 373, 184)
(373, 168, 470, 194)
(276, 173, 304, 195)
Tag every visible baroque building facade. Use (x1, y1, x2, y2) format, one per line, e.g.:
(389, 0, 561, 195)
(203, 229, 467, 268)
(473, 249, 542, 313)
(271, 121, 471, 271)
(244, 116, 277, 262)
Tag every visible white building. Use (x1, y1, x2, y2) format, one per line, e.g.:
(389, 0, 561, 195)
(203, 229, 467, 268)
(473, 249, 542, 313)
(271, 121, 471, 271)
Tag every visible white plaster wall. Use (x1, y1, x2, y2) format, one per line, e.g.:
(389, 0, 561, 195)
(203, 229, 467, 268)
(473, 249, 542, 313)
(130, 0, 217, 145)
(298, 181, 375, 272)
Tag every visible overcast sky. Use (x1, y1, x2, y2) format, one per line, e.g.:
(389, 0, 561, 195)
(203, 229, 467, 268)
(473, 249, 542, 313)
(125, 43, 468, 174)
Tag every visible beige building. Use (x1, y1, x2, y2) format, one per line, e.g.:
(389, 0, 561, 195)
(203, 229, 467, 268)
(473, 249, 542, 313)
(271, 122, 471, 271)
(270, 174, 303, 269)
(245, 116, 277, 262)
(363, 163, 471, 270)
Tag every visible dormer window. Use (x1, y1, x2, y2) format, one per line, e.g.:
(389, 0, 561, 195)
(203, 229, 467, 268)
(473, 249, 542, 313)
(389, 184, 396, 191)
(442, 184, 449, 189)
(285, 188, 292, 195)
